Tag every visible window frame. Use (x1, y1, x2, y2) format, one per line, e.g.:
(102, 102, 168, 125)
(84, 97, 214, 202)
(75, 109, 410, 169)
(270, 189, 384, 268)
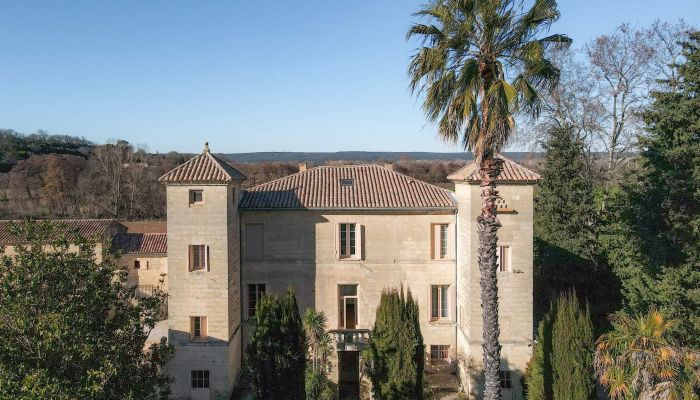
(338, 284, 359, 329)
(191, 370, 210, 389)
(430, 285, 450, 321)
(431, 223, 453, 260)
(189, 189, 204, 206)
(499, 370, 513, 389)
(190, 316, 208, 341)
(339, 223, 356, 259)
(189, 244, 208, 271)
(497, 245, 511, 273)
(247, 284, 266, 321)
(439, 224, 448, 258)
(430, 345, 450, 363)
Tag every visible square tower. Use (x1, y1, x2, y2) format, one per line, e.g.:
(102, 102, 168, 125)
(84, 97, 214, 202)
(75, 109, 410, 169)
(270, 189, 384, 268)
(159, 143, 247, 400)
(448, 156, 540, 400)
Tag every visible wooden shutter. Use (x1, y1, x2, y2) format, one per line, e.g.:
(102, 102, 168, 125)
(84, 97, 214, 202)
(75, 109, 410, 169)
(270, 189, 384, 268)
(206, 246, 210, 272)
(448, 223, 456, 260)
(334, 223, 340, 260)
(188, 246, 193, 271)
(356, 225, 364, 260)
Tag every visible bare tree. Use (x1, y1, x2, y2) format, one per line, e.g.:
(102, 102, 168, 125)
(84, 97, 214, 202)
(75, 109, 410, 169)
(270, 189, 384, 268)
(124, 145, 149, 220)
(521, 21, 692, 190)
(92, 140, 133, 218)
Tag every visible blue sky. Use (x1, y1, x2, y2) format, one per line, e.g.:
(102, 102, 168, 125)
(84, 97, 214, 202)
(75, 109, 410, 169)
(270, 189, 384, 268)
(1, 1, 698, 153)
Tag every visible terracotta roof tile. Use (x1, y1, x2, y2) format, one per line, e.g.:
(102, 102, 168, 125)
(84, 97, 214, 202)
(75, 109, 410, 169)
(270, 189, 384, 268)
(159, 144, 246, 184)
(0, 219, 123, 244)
(447, 155, 540, 183)
(112, 233, 167, 254)
(240, 165, 456, 210)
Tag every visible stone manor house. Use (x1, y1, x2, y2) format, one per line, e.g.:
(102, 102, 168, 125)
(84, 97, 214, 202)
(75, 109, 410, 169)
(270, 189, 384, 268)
(1, 144, 540, 400)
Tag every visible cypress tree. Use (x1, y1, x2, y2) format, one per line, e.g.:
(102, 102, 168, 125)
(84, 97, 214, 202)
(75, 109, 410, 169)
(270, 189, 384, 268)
(366, 287, 424, 400)
(524, 315, 552, 400)
(534, 125, 619, 326)
(535, 125, 597, 263)
(525, 291, 594, 400)
(246, 287, 306, 400)
(551, 291, 595, 400)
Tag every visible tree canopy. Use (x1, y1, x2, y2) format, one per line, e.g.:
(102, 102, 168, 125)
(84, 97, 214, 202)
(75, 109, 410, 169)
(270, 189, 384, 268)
(0, 221, 172, 400)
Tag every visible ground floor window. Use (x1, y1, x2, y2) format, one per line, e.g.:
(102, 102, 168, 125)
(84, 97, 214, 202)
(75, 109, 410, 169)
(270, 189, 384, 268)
(430, 345, 449, 362)
(499, 370, 512, 389)
(247, 284, 266, 320)
(191, 370, 210, 388)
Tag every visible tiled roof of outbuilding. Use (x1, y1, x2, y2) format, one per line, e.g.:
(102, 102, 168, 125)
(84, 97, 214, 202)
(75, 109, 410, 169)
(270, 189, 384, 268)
(240, 164, 456, 210)
(0, 219, 122, 244)
(159, 143, 246, 184)
(112, 233, 167, 254)
(447, 155, 540, 183)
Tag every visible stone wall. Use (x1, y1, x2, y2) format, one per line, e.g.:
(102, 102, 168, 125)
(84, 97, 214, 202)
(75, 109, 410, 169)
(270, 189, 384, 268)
(454, 182, 535, 400)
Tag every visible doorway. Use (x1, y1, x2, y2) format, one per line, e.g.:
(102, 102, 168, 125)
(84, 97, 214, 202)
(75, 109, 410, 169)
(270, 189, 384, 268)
(338, 351, 360, 400)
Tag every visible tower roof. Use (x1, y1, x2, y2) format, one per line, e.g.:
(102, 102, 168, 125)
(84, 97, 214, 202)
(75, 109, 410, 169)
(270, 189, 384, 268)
(447, 155, 540, 184)
(158, 143, 246, 184)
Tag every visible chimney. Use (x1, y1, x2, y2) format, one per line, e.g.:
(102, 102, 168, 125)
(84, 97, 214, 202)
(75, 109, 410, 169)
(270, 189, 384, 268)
(298, 162, 308, 172)
(383, 162, 394, 171)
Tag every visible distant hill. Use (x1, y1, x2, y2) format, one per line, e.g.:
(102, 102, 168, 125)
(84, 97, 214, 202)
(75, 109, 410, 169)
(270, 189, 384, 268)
(222, 151, 539, 163)
(0, 129, 93, 172)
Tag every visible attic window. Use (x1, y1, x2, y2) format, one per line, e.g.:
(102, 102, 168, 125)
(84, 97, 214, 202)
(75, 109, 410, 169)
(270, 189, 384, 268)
(340, 179, 354, 187)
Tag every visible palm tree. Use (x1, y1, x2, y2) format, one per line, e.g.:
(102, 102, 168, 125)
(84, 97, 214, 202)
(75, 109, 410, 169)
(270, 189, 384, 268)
(303, 308, 332, 373)
(595, 309, 700, 400)
(407, 1, 570, 398)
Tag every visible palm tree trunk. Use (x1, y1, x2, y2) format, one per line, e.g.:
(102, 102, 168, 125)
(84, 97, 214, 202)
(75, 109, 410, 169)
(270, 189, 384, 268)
(478, 153, 504, 400)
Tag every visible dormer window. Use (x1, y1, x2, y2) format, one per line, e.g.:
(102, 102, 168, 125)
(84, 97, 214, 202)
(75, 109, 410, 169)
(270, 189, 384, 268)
(189, 190, 203, 205)
(340, 178, 354, 187)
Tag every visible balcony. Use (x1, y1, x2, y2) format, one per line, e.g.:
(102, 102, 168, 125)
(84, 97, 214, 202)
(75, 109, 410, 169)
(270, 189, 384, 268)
(329, 329, 371, 351)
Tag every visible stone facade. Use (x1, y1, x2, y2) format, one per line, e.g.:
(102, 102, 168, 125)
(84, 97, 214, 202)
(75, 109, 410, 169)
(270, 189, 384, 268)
(454, 181, 535, 400)
(240, 210, 459, 376)
(165, 184, 242, 400)
(0, 150, 538, 400)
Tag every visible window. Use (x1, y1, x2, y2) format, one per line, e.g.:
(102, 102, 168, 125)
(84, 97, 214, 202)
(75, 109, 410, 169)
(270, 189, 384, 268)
(245, 224, 264, 261)
(430, 285, 449, 321)
(189, 190, 203, 205)
(133, 260, 141, 270)
(498, 246, 511, 272)
(189, 245, 208, 271)
(340, 178, 354, 186)
(499, 370, 512, 389)
(338, 284, 358, 329)
(190, 316, 207, 340)
(440, 224, 448, 258)
(339, 223, 356, 259)
(430, 345, 449, 362)
(431, 223, 452, 259)
(191, 370, 210, 388)
(247, 284, 265, 320)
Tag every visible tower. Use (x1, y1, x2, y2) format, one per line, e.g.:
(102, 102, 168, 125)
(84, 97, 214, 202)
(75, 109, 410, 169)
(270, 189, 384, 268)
(159, 143, 246, 400)
(448, 156, 540, 399)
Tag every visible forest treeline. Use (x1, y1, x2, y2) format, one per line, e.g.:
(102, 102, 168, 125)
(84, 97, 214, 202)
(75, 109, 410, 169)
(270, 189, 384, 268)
(0, 130, 474, 220)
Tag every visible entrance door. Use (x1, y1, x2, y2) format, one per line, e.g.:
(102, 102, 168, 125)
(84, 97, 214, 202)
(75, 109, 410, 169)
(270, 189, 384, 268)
(338, 351, 360, 400)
